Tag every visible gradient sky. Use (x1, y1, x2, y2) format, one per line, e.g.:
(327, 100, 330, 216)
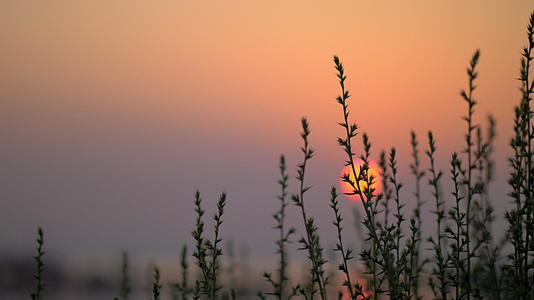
(1, 1, 533, 271)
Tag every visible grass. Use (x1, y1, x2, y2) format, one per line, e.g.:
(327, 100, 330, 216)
(191, 191, 228, 299)
(504, 11, 534, 300)
(409, 131, 425, 299)
(119, 251, 131, 300)
(171, 245, 191, 300)
(292, 118, 328, 300)
(426, 131, 447, 300)
(260, 155, 298, 300)
(153, 267, 162, 300)
(334, 55, 384, 299)
(330, 186, 366, 300)
(30, 227, 44, 300)
(24, 9, 534, 300)
(447, 151, 464, 300)
(459, 49, 481, 300)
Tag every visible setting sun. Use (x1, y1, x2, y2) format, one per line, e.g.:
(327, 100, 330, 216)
(339, 159, 382, 201)
(340, 272, 373, 300)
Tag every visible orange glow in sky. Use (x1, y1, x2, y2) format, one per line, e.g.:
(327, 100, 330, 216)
(1, 0, 532, 262)
(339, 159, 382, 201)
(340, 272, 373, 299)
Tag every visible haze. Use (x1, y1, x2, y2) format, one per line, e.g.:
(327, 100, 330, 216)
(1, 0, 532, 269)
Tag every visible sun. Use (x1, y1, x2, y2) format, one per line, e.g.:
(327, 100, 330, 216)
(340, 272, 373, 299)
(339, 158, 382, 201)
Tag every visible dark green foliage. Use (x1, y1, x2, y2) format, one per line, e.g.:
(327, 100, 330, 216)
(330, 187, 366, 300)
(120, 251, 131, 300)
(408, 132, 425, 299)
(192, 280, 202, 300)
(425, 131, 447, 300)
(191, 191, 227, 299)
(206, 193, 227, 299)
(389, 148, 405, 296)
(334, 55, 417, 300)
(379, 150, 392, 227)
(334, 55, 383, 299)
(31, 227, 44, 300)
(459, 49, 482, 300)
(192, 191, 209, 296)
(471, 116, 502, 299)
(505, 10, 534, 300)
(447, 152, 467, 300)
(173, 246, 191, 300)
(262, 155, 297, 300)
(292, 118, 329, 300)
(404, 218, 421, 300)
(152, 267, 162, 300)
(333, 55, 429, 300)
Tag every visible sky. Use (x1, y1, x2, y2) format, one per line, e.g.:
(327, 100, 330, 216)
(1, 0, 533, 273)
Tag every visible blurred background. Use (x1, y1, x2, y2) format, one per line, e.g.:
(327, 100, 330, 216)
(1, 0, 533, 298)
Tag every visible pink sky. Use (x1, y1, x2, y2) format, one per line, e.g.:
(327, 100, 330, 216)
(1, 1, 533, 264)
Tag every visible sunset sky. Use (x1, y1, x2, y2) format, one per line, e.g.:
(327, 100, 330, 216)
(1, 0, 533, 271)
